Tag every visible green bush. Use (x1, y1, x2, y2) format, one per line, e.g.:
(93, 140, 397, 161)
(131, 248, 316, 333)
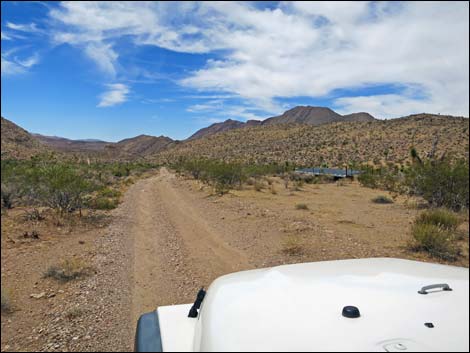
(98, 187, 121, 198)
(415, 209, 461, 231)
(410, 223, 460, 261)
(406, 159, 469, 211)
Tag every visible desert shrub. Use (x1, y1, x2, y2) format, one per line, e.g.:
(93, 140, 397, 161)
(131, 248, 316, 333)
(92, 197, 119, 210)
(98, 187, 121, 198)
(372, 195, 394, 204)
(415, 209, 461, 231)
(65, 307, 84, 320)
(282, 235, 304, 255)
(295, 203, 309, 210)
(1, 287, 12, 313)
(410, 223, 460, 261)
(358, 166, 403, 192)
(44, 258, 93, 282)
(406, 159, 469, 211)
(173, 158, 294, 193)
(254, 180, 264, 192)
(358, 167, 379, 188)
(37, 164, 97, 215)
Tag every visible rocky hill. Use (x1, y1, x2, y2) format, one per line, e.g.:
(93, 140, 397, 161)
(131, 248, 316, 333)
(188, 106, 375, 140)
(188, 119, 247, 140)
(156, 114, 469, 167)
(107, 134, 174, 158)
(1, 117, 51, 159)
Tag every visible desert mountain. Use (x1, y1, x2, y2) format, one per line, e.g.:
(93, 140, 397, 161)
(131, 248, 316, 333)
(34, 133, 174, 159)
(157, 114, 469, 167)
(34, 134, 109, 152)
(1, 117, 51, 159)
(188, 119, 247, 140)
(108, 134, 174, 157)
(188, 106, 375, 140)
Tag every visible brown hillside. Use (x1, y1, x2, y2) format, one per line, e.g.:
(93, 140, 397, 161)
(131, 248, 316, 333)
(1, 117, 51, 159)
(156, 114, 469, 167)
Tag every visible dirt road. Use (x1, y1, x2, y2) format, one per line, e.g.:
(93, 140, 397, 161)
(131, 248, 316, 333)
(129, 168, 252, 325)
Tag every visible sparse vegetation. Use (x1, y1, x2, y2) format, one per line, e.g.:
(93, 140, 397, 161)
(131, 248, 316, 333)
(158, 114, 469, 169)
(410, 223, 460, 261)
(172, 158, 294, 194)
(44, 258, 94, 282)
(372, 195, 394, 204)
(0, 156, 158, 217)
(282, 235, 304, 255)
(415, 209, 462, 231)
(406, 158, 469, 211)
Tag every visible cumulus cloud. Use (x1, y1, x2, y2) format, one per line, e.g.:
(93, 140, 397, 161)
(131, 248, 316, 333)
(97, 83, 129, 107)
(47, 1, 468, 117)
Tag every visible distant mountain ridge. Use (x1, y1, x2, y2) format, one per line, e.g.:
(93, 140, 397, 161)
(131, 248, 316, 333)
(33, 134, 109, 152)
(188, 106, 376, 140)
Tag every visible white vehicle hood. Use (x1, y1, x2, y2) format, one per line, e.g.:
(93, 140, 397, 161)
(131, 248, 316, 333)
(157, 258, 469, 352)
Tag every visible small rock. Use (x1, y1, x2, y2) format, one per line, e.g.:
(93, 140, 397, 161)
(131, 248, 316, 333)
(30, 292, 46, 299)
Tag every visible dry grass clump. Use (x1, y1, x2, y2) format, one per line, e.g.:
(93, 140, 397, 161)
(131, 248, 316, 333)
(44, 258, 94, 283)
(409, 209, 463, 261)
(415, 208, 461, 230)
(282, 235, 304, 256)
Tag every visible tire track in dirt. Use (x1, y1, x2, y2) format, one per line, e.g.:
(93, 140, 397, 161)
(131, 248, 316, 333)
(130, 168, 251, 329)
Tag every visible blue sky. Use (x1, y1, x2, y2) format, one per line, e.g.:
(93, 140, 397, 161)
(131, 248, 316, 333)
(1, 1, 468, 141)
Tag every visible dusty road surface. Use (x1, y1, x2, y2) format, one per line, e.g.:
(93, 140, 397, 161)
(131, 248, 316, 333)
(129, 168, 252, 325)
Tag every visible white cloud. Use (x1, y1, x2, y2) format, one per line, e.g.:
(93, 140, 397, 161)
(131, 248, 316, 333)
(6, 21, 41, 33)
(46, 1, 468, 117)
(84, 42, 118, 76)
(1, 57, 25, 75)
(1, 51, 40, 75)
(1, 31, 12, 40)
(16, 52, 40, 68)
(97, 83, 129, 107)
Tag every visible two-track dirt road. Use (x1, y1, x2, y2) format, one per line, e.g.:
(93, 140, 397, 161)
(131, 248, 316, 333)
(128, 168, 252, 328)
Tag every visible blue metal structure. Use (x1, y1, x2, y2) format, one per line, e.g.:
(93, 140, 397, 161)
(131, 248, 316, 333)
(295, 167, 361, 178)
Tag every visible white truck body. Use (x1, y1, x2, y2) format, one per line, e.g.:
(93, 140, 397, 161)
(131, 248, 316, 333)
(136, 258, 469, 352)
